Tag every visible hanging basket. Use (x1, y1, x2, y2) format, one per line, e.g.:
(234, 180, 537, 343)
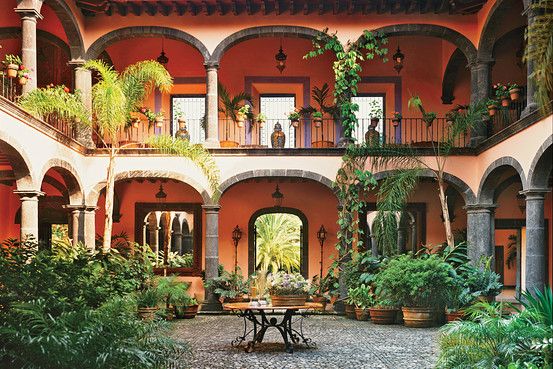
(313, 117, 323, 128)
(501, 97, 510, 107)
(509, 88, 520, 101)
(155, 116, 164, 127)
(236, 119, 245, 128)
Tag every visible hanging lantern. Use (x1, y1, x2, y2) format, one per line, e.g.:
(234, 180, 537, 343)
(155, 183, 167, 204)
(157, 38, 169, 65)
(271, 184, 284, 207)
(275, 43, 287, 73)
(393, 46, 405, 74)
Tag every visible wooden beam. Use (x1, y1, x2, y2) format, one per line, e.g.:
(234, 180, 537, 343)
(275, 0, 281, 14)
(406, 0, 418, 13)
(435, 0, 450, 13)
(261, 0, 268, 15)
(175, 1, 186, 15)
(201, 0, 210, 15)
(303, 0, 309, 15)
(232, 0, 239, 15)
(144, 1, 158, 16)
(347, 0, 354, 15)
(158, 1, 172, 16)
(187, 1, 198, 15)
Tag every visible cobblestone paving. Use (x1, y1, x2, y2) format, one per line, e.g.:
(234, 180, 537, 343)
(171, 315, 439, 369)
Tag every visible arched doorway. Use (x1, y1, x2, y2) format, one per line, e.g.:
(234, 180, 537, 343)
(248, 207, 308, 277)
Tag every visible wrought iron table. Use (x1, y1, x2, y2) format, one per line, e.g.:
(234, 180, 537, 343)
(223, 302, 320, 353)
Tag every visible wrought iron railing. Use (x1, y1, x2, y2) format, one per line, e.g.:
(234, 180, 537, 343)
(0, 73, 22, 102)
(488, 86, 527, 136)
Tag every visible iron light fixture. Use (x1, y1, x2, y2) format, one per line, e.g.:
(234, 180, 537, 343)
(272, 184, 284, 207)
(275, 42, 287, 73)
(155, 183, 167, 204)
(157, 38, 169, 65)
(393, 46, 405, 74)
(232, 225, 242, 273)
(317, 225, 327, 282)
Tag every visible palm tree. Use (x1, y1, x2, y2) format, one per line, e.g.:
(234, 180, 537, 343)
(255, 213, 301, 273)
(217, 82, 252, 139)
(19, 60, 220, 252)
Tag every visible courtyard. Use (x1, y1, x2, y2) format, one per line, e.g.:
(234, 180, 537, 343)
(172, 315, 439, 369)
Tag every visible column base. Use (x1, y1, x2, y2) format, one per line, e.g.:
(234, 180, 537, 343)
(333, 300, 345, 314)
(203, 138, 221, 148)
(521, 103, 538, 119)
(201, 299, 223, 312)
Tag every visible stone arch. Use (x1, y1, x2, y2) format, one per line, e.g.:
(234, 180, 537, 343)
(478, 0, 525, 61)
(527, 136, 553, 189)
(39, 158, 84, 205)
(477, 157, 527, 204)
(441, 48, 468, 104)
(0, 27, 70, 56)
(0, 134, 35, 190)
(210, 25, 321, 64)
(374, 168, 476, 204)
(86, 170, 211, 206)
(219, 169, 335, 196)
(86, 26, 210, 61)
(44, 0, 85, 59)
(372, 24, 477, 63)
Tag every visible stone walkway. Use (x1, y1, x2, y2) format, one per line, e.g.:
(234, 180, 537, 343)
(171, 314, 440, 369)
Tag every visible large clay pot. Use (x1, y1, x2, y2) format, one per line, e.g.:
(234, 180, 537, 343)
(270, 295, 307, 307)
(355, 307, 370, 321)
(174, 305, 199, 319)
(369, 307, 398, 325)
(344, 303, 356, 319)
(402, 307, 434, 328)
(137, 306, 159, 321)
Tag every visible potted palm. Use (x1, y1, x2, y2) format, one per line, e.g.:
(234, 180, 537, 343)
(463, 259, 502, 303)
(445, 287, 472, 322)
(136, 287, 160, 320)
(173, 293, 199, 319)
(376, 254, 456, 328)
(218, 83, 252, 147)
(2, 55, 21, 78)
(156, 275, 190, 320)
(267, 271, 309, 306)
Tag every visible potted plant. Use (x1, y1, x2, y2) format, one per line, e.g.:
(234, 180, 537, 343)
(375, 254, 456, 328)
(391, 111, 402, 126)
(218, 83, 252, 147)
(17, 66, 31, 86)
(236, 105, 250, 128)
(154, 112, 165, 128)
(463, 258, 502, 303)
(369, 296, 400, 325)
(308, 275, 328, 311)
(312, 111, 323, 128)
(2, 55, 22, 78)
(445, 287, 473, 322)
(136, 287, 160, 321)
(267, 271, 309, 306)
(156, 275, 190, 320)
(486, 99, 499, 116)
(348, 284, 374, 321)
(368, 100, 383, 128)
(508, 82, 521, 100)
(254, 112, 267, 128)
(422, 112, 437, 127)
(173, 293, 199, 319)
(204, 267, 249, 303)
(494, 83, 510, 107)
(288, 109, 301, 128)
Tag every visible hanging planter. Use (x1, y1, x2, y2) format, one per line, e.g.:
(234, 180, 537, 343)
(288, 109, 301, 129)
(236, 118, 245, 128)
(501, 97, 510, 107)
(290, 119, 300, 128)
(132, 119, 140, 128)
(155, 116, 164, 127)
(6, 64, 18, 78)
(509, 87, 520, 101)
(488, 105, 498, 116)
(312, 111, 323, 128)
(391, 111, 402, 127)
(422, 112, 436, 128)
(18, 76, 28, 85)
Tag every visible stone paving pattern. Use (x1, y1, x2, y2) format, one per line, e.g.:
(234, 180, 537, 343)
(171, 315, 439, 369)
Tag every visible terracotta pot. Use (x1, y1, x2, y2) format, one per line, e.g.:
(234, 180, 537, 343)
(369, 307, 398, 325)
(291, 119, 300, 128)
(311, 140, 334, 148)
(236, 119, 245, 128)
(392, 118, 400, 127)
(6, 64, 18, 78)
(219, 140, 239, 148)
(355, 307, 370, 321)
(174, 304, 199, 319)
(312, 296, 327, 311)
(313, 118, 322, 128)
(344, 303, 356, 319)
(132, 119, 140, 128)
(270, 295, 307, 307)
(257, 121, 265, 128)
(137, 306, 159, 321)
(488, 105, 498, 116)
(509, 88, 520, 101)
(445, 310, 465, 322)
(18, 76, 28, 85)
(501, 97, 510, 107)
(402, 307, 434, 328)
(155, 117, 164, 127)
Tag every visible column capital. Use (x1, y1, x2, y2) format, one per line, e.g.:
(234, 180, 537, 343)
(13, 189, 44, 199)
(68, 59, 88, 67)
(14, 8, 43, 20)
(204, 62, 219, 70)
(202, 204, 221, 212)
(468, 58, 495, 69)
(520, 188, 550, 200)
(464, 203, 497, 213)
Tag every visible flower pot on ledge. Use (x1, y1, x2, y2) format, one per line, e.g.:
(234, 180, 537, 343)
(18, 76, 28, 85)
(290, 119, 300, 128)
(219, 140, 239, 148)
(392, 118, 400, 127)
(311, 140, 334, 148)
(355, 307, 370, 321)
(313, 118, 323, 128)
(6, 64, 18, 78)
(501, 97, 510, 107)
(488, 105, 498, 116)
(369, 307, 399, 325)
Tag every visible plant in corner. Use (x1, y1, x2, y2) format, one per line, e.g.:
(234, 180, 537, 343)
(347, 284, 374, 321)
(267, 271, 309, 307)
(375, 254, 457, 328)
(136, 287, 160, 321)
(204, 267, 249, 303)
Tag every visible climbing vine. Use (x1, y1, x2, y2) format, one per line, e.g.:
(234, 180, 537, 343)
(304, 29, 389, 140)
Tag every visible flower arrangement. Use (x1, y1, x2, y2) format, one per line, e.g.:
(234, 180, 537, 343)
(237, 105, 250, 119)
(493, 83, 509, 99)
(267, 271, 309, 296)
(2, 54, 22, 78)
(391, 111, 402, 121)
(255, 112, 267, 124)
(288, 108, 301, 122)
(508, 82, 520, 91)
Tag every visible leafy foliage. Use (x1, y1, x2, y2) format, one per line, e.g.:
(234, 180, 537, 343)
(204, 267, 249, 299)
(218, 82, 253, 123)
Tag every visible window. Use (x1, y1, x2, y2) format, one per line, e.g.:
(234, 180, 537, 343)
(171, 95, 206, 144)
(259, 95, 296, 148)
(351, 94, 385, 144)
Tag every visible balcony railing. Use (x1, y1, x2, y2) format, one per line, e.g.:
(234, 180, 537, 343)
(489, 86, 527, 136)
(0, 74, 22, 103)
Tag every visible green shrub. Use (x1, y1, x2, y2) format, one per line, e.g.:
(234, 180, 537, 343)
(375, 254, 456, 308)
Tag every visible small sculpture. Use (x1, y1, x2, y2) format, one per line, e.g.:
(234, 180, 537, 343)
(271, 121, 286, 148)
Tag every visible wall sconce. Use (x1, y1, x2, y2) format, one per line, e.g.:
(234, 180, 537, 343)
(317, 225, 327, 280)
(275, 42, 287, 73)
(232, 225, 242, 273)
(272, 184, 284, 207)
(393, 46, 405, 74)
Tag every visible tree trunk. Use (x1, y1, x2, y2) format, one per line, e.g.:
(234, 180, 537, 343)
(437, 177, 454, 248)
(102, 148, 116, 252)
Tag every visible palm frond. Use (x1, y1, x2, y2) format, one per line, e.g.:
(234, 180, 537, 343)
(120, 60, 173, 113)
(255, 214, 301, 273)
(217, 82, 252, 122)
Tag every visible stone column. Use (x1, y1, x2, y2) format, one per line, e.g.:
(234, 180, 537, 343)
(202, 204, 222, 311)
(370, 234, 378, 257)
(70, 60, 95, 148)
(204, 63, 220, 148)
(14, 190, 43, 242)
(409, 219, 417, 251)
(521, 10, 539, 117)
(466, 204, 496, 266)
(522, 189, 548, 292)
(83, 206, 96, 250)
(172, 231, 183, 254)
(15, 5, 42, 94)
(64, 205, 86, 246)
(149, 227, 160, 255)
(396, 213, 407, 254)
(469, 59, 494, 146)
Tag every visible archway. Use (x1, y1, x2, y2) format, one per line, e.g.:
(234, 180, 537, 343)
(248, 207, 308, 278)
